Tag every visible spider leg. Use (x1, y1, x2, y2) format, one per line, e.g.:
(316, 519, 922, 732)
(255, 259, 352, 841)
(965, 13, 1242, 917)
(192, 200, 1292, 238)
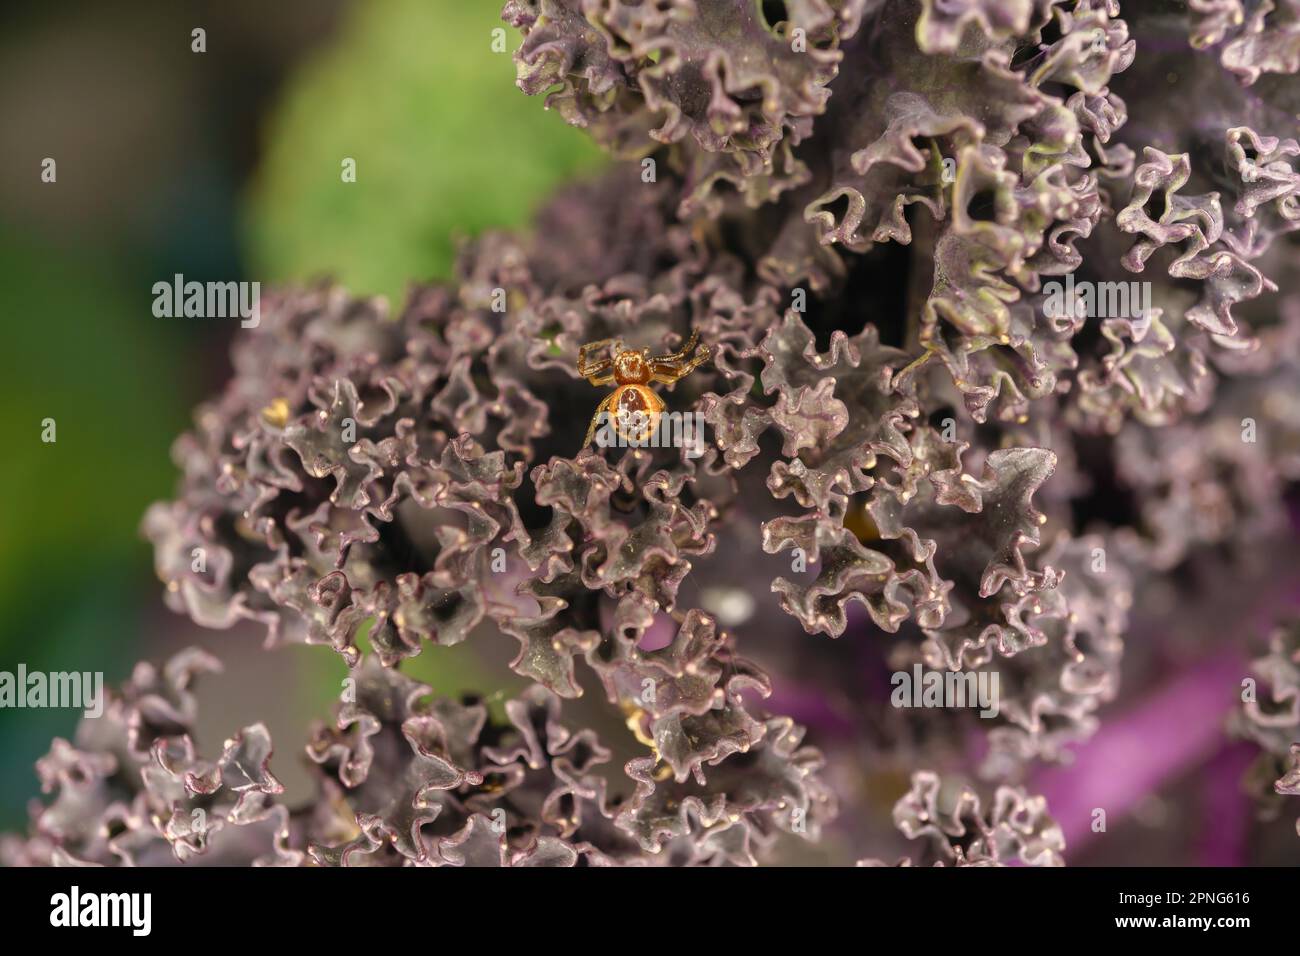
(578, 339, 619, 378)
(650, 329, 700, 364)
(649, 344, 711, 384)
(583, 394, 616, 448)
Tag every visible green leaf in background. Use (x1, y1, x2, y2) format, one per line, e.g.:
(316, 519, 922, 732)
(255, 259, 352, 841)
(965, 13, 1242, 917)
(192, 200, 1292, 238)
(0, 234, 189, 632)
(244, 0, 606, 303)
(0, 233, 191, 827)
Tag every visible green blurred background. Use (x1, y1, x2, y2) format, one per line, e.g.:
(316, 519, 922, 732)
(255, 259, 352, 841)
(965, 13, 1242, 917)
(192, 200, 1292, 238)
(0, 0, 603, 827)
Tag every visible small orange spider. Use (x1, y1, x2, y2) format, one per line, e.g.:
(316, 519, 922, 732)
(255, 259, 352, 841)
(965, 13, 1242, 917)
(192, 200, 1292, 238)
(578, 330, 711, 448)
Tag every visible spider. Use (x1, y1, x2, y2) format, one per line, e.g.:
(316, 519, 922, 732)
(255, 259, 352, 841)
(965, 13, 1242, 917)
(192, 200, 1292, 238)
(577, 330, 711, 449)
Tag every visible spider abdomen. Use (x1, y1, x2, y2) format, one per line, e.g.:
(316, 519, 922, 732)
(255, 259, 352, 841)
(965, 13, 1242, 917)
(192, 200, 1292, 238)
(611, 384, 664, 442)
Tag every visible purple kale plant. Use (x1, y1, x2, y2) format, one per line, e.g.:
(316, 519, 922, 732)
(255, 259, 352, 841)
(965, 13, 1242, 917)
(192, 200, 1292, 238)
(5, 0, 1299, 867)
